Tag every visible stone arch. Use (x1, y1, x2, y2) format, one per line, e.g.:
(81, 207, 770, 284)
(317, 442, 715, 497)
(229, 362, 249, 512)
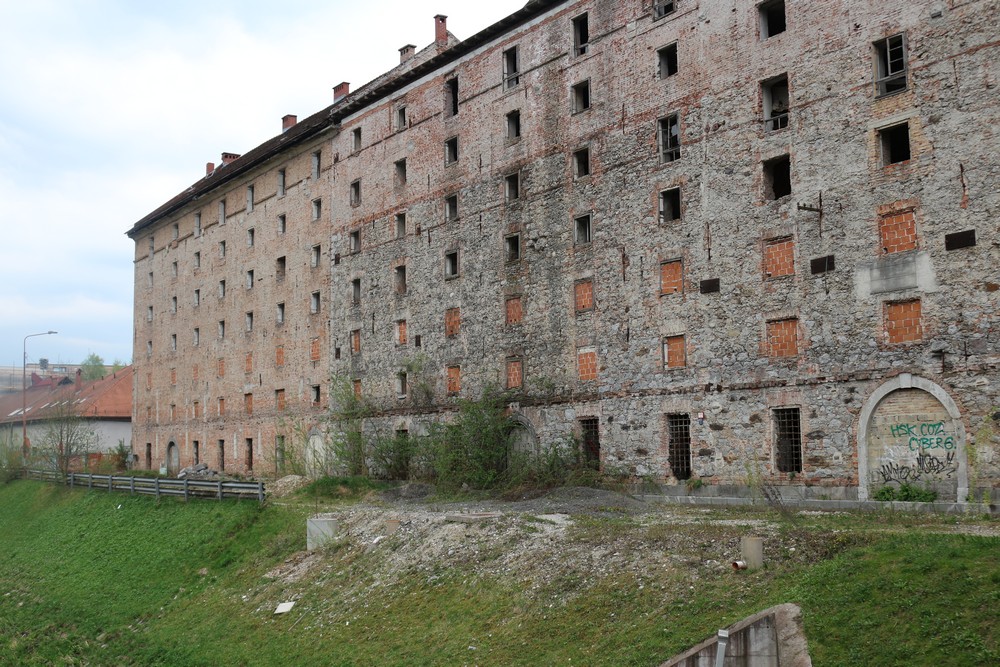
(857, 373, 967, 501)
(166, 441, 180, 476)
(508, 413, 540, 458)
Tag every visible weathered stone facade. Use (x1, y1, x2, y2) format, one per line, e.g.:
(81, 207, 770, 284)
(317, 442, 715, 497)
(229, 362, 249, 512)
(128, 0, 1000, 501)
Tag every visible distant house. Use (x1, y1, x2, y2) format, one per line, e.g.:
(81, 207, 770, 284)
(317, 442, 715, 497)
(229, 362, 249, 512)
(0, 367, 133, 469)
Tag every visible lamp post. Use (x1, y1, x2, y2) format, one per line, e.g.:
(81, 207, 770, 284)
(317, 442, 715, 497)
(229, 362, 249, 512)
(22, 331, 57, 459)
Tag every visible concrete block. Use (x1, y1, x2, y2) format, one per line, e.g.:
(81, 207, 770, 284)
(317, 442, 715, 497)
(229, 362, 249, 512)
(307, 517, 339, 550)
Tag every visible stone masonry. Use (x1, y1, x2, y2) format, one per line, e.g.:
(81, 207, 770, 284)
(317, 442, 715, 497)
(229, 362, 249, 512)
(127, 0, 1000, 502)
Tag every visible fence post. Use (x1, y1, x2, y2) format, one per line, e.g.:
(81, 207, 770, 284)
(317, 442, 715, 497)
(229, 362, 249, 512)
(183, 478, 189, 502)
(69, 473, 74, 489)
(130, 476, 135, 495)
(88, 474, 93, 491)
(108, 475, 113, 493)
(154, 477, 160, 501)
(258, 481, 264, 505)
(217, 479, 223, 501)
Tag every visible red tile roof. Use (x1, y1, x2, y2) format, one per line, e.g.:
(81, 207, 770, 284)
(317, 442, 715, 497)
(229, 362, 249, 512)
(0, 366, 133, 426)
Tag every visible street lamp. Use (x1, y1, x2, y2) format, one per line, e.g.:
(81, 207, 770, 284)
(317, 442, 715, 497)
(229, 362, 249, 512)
(22, 331, 57, 459)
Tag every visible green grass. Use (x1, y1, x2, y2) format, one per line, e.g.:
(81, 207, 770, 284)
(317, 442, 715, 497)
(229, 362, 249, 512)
(0, 480, 997, 666)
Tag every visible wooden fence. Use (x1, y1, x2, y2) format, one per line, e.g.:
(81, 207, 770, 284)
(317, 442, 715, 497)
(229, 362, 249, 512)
(22, 469, 265, 504)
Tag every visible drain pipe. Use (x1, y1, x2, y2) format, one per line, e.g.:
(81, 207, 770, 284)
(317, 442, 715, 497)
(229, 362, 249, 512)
(714, 629, 729, 667)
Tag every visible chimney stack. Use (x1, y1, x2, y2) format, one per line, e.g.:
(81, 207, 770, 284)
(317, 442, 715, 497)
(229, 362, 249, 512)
(205, 162, 215, 175)
(333, 82, 350, 102)
(221, 152, 240, 166)
(399, 44, 417, 63)
(434, 15, 448, 46)
(75, 368, 82, 390)
(282, 114, 297, 132)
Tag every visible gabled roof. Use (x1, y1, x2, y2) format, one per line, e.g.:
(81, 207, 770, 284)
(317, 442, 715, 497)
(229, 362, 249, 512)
(125, 0, 557, 238)
(0, 366, 133, 426)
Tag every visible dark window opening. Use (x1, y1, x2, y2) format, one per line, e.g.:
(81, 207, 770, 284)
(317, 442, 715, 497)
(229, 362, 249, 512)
(653, 1, 676, 20)
(145, 443, 152, 469)
(505, 234, 521, 262)
(218, 440, 225, 471)
(658, 114, 680, 162)
(774, 407, 802, 473)
(445, 137, 459, 165)
(659, 187, 681, 222)
(350, 179, 361, 206)
(246, 438, 253, 472)
(875, 34, 907, 96)
(445, 195, 459, 222)
(700, 278, 721, 294)
(759, 0, 786, 39)
(503, 47, 520, 89)
(657, 43, 678, 79)
(349, 230, 361, 253)
(445, 250, 459, 278)
(506, 110, 521, 140)
(395, 265, 407, 294)
(762, 74, 789, 131)
(667, 413, 692, 480)
(580, 417, 600, 469)
(193, 441, 200, 466)
(446, 78, 459, 116)
(575, 215, 592, 245)
(880, 123, 911, 165)
(574, 147, 590, 177)
(351, 278, 362, 305)
(505, 172, 520, 201)
(763, 154, 791, 199)
(414, 335, 422, 348)
(572, 80, 591, 113)
(396, 106, 407, 131)
(395, 213, 406, 239)
(945, 229, 976, 251)
(810, 255, 836, 274)
(573, 13, 589, 56)
(394, 159, 407, 187)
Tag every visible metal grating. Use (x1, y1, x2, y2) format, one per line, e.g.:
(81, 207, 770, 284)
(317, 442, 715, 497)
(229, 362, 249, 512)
(580, 417, 600, 469)
(667, 413, 692, 480)
(773, 407, 802, 473)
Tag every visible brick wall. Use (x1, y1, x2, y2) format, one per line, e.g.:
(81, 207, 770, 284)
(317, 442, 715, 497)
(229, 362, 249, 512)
(885, 299, 922, 344)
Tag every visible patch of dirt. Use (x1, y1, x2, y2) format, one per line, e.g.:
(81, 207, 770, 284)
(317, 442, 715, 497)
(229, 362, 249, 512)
(269, 475, 310, 498)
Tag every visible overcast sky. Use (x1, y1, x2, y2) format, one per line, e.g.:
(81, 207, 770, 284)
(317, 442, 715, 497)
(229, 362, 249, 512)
(0, 0, 526, 370)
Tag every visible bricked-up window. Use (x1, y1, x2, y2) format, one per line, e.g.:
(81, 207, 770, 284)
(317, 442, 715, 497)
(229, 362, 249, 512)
(657, 43, 678, 79)
(505, 233, 521, 262)
(276, 345, 285, 367)
(874, 34, 907, 97)
(352, 379, 362, 399)
(396, 371, 408, 398)
(447, 365, 462, 395)
(444, 136, 460, 166)
(310, 291, 321, 314)
(667, 413, 692, 480)
(662, 334, 686, 368)
(879, 123, 911, 165)
(311, 384, 321, 405)
(445, 307, 461, 337)
(350, 179, 361, 206)
(759, 0, 786, 39)
(653, 1, 676, 20)
(445, 194, 459, 222)
(310, 337, 321, 361)
(506, 110, 521, 141)
(273, 388, 285, 412)
(505, 296, 523, 325)
(192, 364, 199, 382)
(351, 278, 362, 305)
(575, 214, 592, 245)
(349, 230, 361, 254)
(659, 259, 683, 295)
(580, 417, 600, 467)
(445, 78, 459, 116)
(572, 13, 589, 56)
(312, 198, 322, 220)
(506, 358, 523, 389)
(879, 208, 918, 253)
(170, 368, 177, 385)
(577, 347, 598, 382)
(766, 318, 799, 357)
(194, 401, 202, 419)
(350, 329, 361, 354)
(773, 407, 802, 473)
(217, 357, 225, 377)
(575, 279, 594, 312)
(503, 46, 520, 89)
(573, 147, 590, 177)
(764, 237, 795, 278)
(277, 169, 286, 196)
(445, 250, 460, 278)
(762, 74, 789, 131)
(394, 265, 407, 294)
(276, 256, 286, 280)
(658, 113, 680, 162)
(395, 213, 406, 239)
(396, 319, 408, 345)
(245, 351, 253, 374)
(244, 393, 253, 416)
(276, 302, 285, 324)
(885, 299, 922, 344)
(394, 159, 407, 187)
(571, 80, 591, 113)
(659, 187, 681, 222)
(246, 185, 254, 212)
(278, 214, 286, 234)
(312, 150, 321, 178)
(505, 172, 521, 201)
(351, 129, 361, 153)
(311, 244, 321, 268)
(396, 105, 407, 131)
(169, 404, 176, 421)
(763, 154, 791, 200)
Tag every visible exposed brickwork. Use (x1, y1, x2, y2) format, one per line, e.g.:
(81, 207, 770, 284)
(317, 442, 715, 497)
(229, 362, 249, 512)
(574, 280, 593, 312)
(396, 319, 408, 345)
(659, 260, 683, 295)
(766, 319, 799, 358)
(879, 208, 918, 254)
(577, 348, 598, 382)
(885, 299, 922, 343)
(664, 335, 686, 368)
(505, 296, 523, 325)
(445, 307, 461, 337)
(763, 237, 795, 278)
(506, 358, 523, 389)
(447, 365, 461, 394)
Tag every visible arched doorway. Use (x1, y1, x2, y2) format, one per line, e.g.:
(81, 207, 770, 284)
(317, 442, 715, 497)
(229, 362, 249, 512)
(166, 441, 180, 476)
(857, 374, 967, 501)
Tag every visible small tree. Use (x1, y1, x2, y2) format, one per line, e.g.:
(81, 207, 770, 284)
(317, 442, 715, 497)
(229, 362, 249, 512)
(79, 353, 106, 381)
(32, 404, 98, 478)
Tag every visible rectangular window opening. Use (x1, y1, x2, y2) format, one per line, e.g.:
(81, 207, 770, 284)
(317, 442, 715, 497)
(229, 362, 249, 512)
(351, 278, 362, 305)
(445, 250, 460, 278)
(810, 255, 836, 274)
(580, 417, 600, 468)
(505, 172, 520, 201)
(875, 34, 907, 96)
(659, 187, 681, 222)
(572, 14, 589, 57)
(503, 46, 520, 89)
(446, 78, 459, 116)
(763, 154, 791, 199)
(394, 159, 407, 187)
(773, 407, 802, 473)
(574, 147, 591, 177)
(880, 123, 911, 165)
(445, 195, 459, 222)
(657, 43, 678, 79)
(572, 80, 591, 113)
(653, 1, 676, 20)
(445, 137, 459, 165)
(395, 213, 406, 239)
(396, 105, 407, 131)
(276, 256, 286, 280)
(349, 230, 361, 253)
(395, 265, 407, 294)
(762, 74, 789, 131)
(667, 413, 692, 480)
(759, 0, 786, 39)
(350, 179, 361, 206)
(575, 214, 592, 245)
(658, 114, 680, 163)
(505, 233, 521, 262)
(506, 110, 521, 140)
(944, 230, 976, 251)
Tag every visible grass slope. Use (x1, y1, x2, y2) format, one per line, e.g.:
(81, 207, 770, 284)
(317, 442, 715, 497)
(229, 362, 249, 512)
(0, 481, 997, 666)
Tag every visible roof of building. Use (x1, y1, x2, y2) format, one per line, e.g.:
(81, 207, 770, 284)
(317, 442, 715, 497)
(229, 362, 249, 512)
(0, 366, 133, 426)
(125, 0, 555, 238)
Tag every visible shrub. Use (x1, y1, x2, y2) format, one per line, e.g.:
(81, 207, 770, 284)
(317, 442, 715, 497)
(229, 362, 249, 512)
(873, 484, 938, 503)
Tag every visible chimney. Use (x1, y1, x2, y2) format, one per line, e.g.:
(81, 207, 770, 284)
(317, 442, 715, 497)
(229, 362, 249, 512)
(221, 152, 240, 166)
(399, 44, 417, 63)
(75, 368, 82, 390)
(282, 114, 297, 132)
(434, 15, 448, 46)
(205, 162, 215, 175)
(333, 82, 350, 102)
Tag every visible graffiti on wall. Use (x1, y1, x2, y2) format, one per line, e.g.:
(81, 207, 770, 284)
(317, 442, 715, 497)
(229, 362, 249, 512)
(871, 418, 959, 485)
(889, 422, 956, 452)
(874, 451, 957, 484)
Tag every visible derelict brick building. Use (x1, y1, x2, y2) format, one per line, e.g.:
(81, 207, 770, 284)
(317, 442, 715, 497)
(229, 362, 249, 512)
(127, 0, 1000, 502)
